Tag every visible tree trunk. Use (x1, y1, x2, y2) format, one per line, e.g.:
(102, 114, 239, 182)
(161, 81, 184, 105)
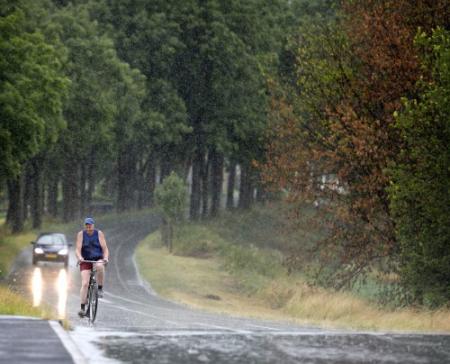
(201, 153, 209, 219)
(47, 175, 58, 217)
(22, 163, 33, 222)
(160, 153, 172, 182)
(7, 176, 24, 233)
(87, 157, 95, 215)
(161, 217, 173, 252)
(238, 164, 253, 210)
(226, 161, 236, 210)
(136, 159, 145, 210)
(190, 149, 203, 220)
(143, 155, 156, 207)
(168, 222, 173, 253)
(117, 145, 136, 211)
(256, 184, 267, 203)
(117, 151, 128, 212)
(62, 160, 79, 222)
(79, 162, 87, 217)
(210, 150, 224, 217)
(31, 158, 43, 229)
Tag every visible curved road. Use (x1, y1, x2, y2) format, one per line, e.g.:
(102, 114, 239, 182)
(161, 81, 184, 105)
(7, 213, 450, 363)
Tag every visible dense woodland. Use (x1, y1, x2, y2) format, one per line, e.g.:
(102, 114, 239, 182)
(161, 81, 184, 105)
(1, 0, 449, 306)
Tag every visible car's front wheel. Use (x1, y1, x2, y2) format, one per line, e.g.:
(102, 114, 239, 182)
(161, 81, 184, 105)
(32, 256, 37, 265)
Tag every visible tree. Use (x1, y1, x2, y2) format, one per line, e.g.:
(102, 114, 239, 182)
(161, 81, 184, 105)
(109, 62, 147, 212)
(172, 0, 277, 219)
(262, 0, 449, 288)
(390, 28, 450, 307)
(154, 172, 187, 252)
(1, 4, 68, 231)
(47, 3, 140, 220)
(88, 0, 190, 207)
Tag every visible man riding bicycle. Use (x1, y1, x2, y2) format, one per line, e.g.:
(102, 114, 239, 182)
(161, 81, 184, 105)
(76, 217, 109, 317)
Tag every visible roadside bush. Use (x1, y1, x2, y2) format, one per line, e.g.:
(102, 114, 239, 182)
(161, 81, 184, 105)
(220, 244, 285, 279)
(390, 28, 450, 308)
(154, 172, 187, 252)
(172, 224, 224, 258)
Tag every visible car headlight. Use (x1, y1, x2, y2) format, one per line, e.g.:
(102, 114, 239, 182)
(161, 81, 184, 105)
(34, 247, 44, 254)
(58, 248, 68, 255)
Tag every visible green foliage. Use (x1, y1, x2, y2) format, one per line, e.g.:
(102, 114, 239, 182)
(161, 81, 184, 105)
(390, 28, 450, 307)
(172, 224, 223, 257)
(48, 3, 124, 157)
(0, 5, 68, 180)
(154, 172, 187, 223)
(90, 0, 190, 150)
(220, 244, 284, 279)
(164, 214, 286, 293)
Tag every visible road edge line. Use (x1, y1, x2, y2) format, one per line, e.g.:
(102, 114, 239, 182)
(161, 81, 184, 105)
(48, 320, 88, 364)
(132, 250, 156, 296)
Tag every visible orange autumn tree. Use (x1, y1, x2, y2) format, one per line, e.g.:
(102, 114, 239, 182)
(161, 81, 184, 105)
(262, 0, 449, 289)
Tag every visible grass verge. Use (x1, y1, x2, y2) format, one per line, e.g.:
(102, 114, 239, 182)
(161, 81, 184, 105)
(136, 206, 450, 333)
(0, 285, 44, 317)
(136, 234, 294, 322)
(0, 230, 37, 279)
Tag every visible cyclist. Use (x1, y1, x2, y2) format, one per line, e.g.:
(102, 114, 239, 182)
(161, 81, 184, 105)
(76, 217, 109, 317)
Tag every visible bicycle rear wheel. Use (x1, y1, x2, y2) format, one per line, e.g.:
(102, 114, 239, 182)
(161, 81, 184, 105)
(87, 283, 98, 324)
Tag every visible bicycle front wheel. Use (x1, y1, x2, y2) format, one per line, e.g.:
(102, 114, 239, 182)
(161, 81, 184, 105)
(87, 284, 98, 324)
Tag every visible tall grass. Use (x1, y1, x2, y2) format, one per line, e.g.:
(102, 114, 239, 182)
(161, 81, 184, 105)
(136, 204, 450, 332)
(0, 285, 43, 317)
(0, 233, 35, 279)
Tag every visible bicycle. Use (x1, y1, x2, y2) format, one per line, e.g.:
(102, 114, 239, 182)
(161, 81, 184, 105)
(78, 259, 106, 324)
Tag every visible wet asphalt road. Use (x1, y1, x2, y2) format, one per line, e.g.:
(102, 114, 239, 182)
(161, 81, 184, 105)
(6, 213, 450, 363)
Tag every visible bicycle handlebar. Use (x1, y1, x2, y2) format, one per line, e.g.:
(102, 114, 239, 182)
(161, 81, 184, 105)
(76, 259, 108, 266)
(81, 259, 107, 263)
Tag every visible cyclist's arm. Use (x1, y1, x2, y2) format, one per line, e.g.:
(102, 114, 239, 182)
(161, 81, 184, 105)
(75, 231, 83, 261)
(98, 230, 109, 262)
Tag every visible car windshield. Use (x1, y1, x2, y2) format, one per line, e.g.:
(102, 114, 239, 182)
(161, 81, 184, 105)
(37, 234, 65, 245)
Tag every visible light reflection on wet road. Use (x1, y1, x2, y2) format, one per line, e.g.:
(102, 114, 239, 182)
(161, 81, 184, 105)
(29, 266, 69, 320)
(31, 267, 43, 307)
(7, 213, 450, 363)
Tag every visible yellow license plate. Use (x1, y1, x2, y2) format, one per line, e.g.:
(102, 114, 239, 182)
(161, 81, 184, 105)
(45, 254, 57, 259)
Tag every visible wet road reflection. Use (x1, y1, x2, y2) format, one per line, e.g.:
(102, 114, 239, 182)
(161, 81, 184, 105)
(31, 267, 42, 307)
(29, 265, 69, 319)
(56, 268, 68, 319)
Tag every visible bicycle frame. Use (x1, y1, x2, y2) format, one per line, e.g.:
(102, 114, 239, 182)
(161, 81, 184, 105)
(80, 260, 106, 324)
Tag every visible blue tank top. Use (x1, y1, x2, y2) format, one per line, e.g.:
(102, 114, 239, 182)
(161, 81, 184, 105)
(81, 230, 103, 260)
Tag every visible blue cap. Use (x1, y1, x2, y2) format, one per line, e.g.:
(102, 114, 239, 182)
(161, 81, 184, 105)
(84, 217, 95, 225)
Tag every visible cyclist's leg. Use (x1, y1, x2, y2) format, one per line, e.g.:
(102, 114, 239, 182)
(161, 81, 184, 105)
(80, 269, 91, 304)
(95, 262, 105, 287)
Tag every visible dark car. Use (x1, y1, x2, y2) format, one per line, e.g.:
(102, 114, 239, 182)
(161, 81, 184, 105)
(31, 233, 71, 267)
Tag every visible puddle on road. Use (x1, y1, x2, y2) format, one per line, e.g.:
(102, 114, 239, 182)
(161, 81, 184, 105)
(83, 331, 450, 364)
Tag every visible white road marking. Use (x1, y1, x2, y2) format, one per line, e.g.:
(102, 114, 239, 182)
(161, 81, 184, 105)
(69, 327, 121, 364)
(132, 251, 156, 296)
(106, 303, 182, 326)
(195, 322, 252, 334)
(48, 321, 88, 364)
(246, 323, 282, 331)
(98, 298, 113, 304)
(104, 291, 147, 306)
